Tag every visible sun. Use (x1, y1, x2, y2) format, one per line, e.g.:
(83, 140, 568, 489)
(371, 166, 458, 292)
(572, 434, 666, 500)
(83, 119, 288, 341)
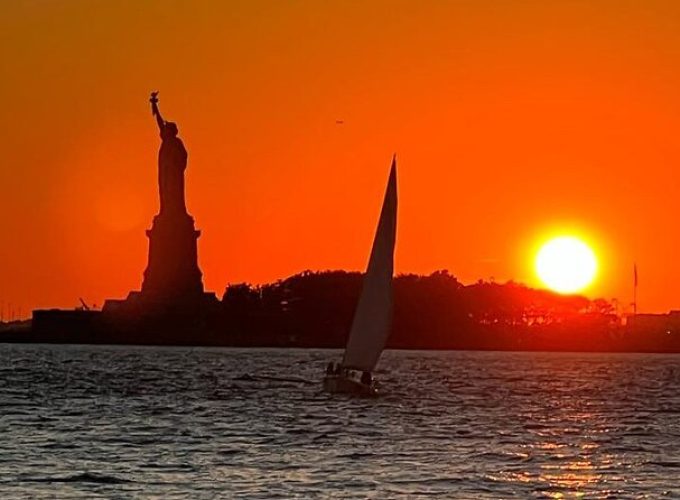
(535, 236, 598, 294)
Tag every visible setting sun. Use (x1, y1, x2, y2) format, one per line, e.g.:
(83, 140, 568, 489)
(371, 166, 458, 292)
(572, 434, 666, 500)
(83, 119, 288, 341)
(535, 236, 598, 294)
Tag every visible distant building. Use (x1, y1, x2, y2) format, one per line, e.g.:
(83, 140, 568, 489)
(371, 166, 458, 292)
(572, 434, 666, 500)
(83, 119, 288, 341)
(627, 311, 680, 334)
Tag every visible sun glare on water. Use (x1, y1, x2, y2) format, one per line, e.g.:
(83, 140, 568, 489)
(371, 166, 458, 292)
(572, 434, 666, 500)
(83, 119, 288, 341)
(535, 236, 598, 294)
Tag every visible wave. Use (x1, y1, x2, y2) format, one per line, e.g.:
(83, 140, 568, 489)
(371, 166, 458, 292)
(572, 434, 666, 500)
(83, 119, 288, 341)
(234, 373, 316, 385)
(22, 472, 132, 484)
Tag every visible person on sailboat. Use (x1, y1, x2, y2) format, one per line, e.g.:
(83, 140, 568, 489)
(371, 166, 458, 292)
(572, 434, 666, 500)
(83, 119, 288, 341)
(361, 371, 372, 386)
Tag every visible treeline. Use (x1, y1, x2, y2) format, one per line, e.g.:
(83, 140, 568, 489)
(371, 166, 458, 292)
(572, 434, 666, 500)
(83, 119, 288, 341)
(20, 270, 679, 351)
(219, 270, 628, 351)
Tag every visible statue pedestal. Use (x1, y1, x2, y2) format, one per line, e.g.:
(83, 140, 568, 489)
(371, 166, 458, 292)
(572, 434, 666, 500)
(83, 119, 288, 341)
(102, 210, 220, 324)
(141, 212, 204, 302)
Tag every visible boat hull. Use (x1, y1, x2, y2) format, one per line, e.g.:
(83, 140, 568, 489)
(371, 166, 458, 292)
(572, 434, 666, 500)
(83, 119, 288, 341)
(323, 375, 377, 396)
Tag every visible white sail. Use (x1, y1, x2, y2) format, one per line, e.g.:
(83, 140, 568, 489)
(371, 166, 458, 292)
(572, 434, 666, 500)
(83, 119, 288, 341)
(342, 157, 397, 372)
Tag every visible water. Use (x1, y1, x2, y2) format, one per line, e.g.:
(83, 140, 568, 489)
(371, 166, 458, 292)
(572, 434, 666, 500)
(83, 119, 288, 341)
(1, 345, 679, 498)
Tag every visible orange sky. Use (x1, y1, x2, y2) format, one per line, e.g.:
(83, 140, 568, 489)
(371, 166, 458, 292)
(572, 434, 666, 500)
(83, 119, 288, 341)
(2, 0, 680, 316)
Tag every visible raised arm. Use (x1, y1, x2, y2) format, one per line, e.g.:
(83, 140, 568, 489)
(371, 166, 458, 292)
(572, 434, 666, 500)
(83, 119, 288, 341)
(150, 92, 165, 132)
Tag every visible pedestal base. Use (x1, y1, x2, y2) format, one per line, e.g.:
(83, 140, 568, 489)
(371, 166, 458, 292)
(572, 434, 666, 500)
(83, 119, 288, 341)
(141, 212, 204, 303)
(100, 210, 221, 339)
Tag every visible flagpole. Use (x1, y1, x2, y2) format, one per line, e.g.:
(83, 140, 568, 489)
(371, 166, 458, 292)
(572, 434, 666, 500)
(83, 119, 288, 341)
(633, 263, 638, 316)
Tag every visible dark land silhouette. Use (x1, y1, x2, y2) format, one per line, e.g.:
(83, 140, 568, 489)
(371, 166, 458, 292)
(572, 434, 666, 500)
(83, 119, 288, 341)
(1, 269, 677, 352)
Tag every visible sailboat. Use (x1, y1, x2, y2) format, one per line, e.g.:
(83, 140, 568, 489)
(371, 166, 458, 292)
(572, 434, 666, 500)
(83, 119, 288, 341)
(323, 156, 398, 396)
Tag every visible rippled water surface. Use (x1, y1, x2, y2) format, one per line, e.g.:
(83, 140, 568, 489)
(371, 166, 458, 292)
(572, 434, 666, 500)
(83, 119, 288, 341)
(1, 345, 680, 498)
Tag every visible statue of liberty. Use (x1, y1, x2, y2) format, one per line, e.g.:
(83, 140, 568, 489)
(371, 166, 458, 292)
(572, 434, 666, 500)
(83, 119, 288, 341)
(101, 92, 212, 309)
(149, 92, 187, 215)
